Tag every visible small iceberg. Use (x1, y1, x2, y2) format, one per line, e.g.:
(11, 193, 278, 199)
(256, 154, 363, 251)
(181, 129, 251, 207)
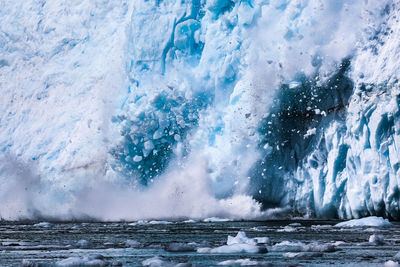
(165, 242, 197, 252)
(142, 256, 190, 267)
(218, 258, 258, 265)
(368, 234, 385, 245)
(125, 239, 141, 248)
(277, 226, 297, 232)
(33, 222, 53, 228)
(335, 216, 392, 227)
(197, 231, 268, 254)
(56, 254, 121, 266)
(385, 260, 400, 267)
(271, 241, 335, 252)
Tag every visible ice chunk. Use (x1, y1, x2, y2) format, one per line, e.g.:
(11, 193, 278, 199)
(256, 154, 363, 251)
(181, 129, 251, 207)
(183, 219, 196, 223)
(76, 239, 91, 248)
(385, 261, 400, 267)
(165, 242, 197, 252)
(198, 243, 266, 254)
(148, 220, 172, 225)
(142, 256, 166, 267)
(142, 256, 188, 267)
(335, 216, 392, 227)
(33, 222, 53, 227)
(271, 241, 335, 252)
(197, 232, 268, 254)
(125, 239, 141, 248)
(304, 128, 316, 138)
(311, 225, 332, 230)
(133, 155, 143, 162)
(271, 241, 305, 252)
(144, 140, 154, 151)
(227, 231, 256, 246)
(284, 252, 323, 258)
(218, 259, 258, 265)
(368, 234, 385, 245)
(56, 254, 121, 266)
(277, 226, 296, 232)
(254, 237, 270, 245)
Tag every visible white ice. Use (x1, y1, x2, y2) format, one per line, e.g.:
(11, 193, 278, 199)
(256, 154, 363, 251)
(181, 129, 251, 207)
(197, 231, 268, 254)
(0, 0, 399, 221)
(335, 216, 393, 228)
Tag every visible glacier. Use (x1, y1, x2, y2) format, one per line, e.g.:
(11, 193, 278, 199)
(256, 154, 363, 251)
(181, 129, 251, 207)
(0, 0, 399, 221)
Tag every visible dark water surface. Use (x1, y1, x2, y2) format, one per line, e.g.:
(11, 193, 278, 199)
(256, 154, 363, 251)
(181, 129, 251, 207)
(1, 220, 400, 266)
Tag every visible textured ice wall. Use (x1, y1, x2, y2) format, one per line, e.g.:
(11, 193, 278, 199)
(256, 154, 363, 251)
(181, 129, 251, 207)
(0, 0, 398, 220)
(0, 1, 130, 179)
(291, 7, 400, 219)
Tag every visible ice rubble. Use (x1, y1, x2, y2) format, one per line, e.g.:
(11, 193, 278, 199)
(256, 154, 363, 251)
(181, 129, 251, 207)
(0, 0, 399, 220)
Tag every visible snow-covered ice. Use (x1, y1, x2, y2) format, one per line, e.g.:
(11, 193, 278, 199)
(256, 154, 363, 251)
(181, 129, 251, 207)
(335, 217, 393, 228)
(197, 231, 268, 254)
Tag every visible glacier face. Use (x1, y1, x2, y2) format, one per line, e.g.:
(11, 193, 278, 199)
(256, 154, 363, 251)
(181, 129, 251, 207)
(0, 0, 399, 220)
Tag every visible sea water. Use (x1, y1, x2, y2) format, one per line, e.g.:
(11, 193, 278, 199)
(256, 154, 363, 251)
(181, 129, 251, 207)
(1, 220, 400, 266)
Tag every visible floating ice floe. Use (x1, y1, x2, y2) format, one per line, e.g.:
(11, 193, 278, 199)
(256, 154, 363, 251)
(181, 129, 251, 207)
(75, 239, 91, 249)
(334, 216, 392, 227)
(142, 256, 166, 266)
(148, 220, 173, 225)
(142, 256, 190, 267)
(385, 260, 400, 267)
(368, 234, 385, 245)
(197, 231, 268, 254)
(284, 252, 323, 258)
(125, 239, 141, 248)
(218, 258, 258, 265)
(271, 241, 335, 252)
(33, 222, 53, 228)
(165, 242, 197, 252)
(311, 225, 332, 230)
(56, 254, 121, 266)
(277, 226, 297, 232)
(183, 219, 197, 223)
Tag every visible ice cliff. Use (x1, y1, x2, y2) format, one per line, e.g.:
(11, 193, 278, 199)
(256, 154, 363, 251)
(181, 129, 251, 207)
(0, 0, 399, 220)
